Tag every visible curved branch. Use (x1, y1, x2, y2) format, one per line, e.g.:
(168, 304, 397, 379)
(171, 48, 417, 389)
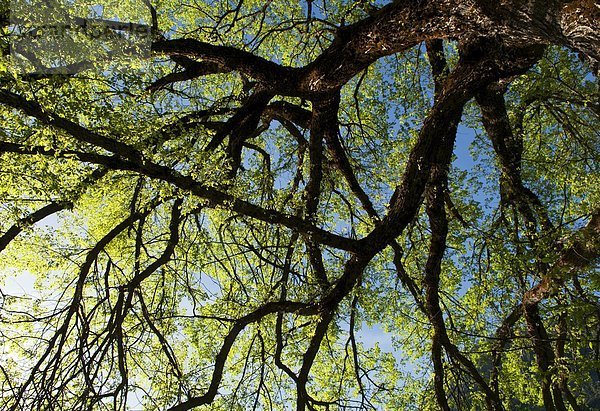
(0, 201, 70, 253)
(0, 167, 108, 253)
(167, 301, 311, 411)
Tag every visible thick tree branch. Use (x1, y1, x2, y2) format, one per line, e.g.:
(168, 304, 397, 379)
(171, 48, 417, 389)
(0, 140, 359, 253)
(476, 83, 552, 231)
(0, 90, 143, 162)
(152, 39, 298, 89)
(147, 60, 232, 92)
(151, 1, 598, 96)
(524, 209, 600, 308)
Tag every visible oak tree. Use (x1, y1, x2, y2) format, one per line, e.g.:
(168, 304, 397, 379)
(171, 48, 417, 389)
(0, 0, 599, 410)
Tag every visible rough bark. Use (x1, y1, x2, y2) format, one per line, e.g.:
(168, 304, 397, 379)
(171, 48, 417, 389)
(1, 1, 598, 410)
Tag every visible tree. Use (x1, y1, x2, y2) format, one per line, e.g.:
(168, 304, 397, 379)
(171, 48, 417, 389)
(0, 0, 599, 409)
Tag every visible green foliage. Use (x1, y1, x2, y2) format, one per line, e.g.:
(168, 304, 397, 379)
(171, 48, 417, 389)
(0, 1, 599, 410)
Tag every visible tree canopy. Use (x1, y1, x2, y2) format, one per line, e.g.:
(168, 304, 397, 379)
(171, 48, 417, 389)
(0, 0, 599, 410)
